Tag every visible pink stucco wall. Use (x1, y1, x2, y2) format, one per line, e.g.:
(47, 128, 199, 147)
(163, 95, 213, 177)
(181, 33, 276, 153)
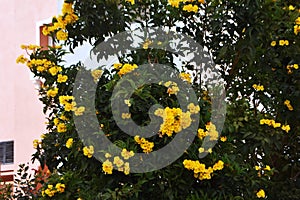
(0, 0, 58, 172)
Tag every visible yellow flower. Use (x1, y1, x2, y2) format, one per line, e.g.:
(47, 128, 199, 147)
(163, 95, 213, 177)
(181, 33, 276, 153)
(121, 149, 135, 160)
(270, 41, 276, 46)
(47, 88, 59, 98)
(91, 69, 103, 83)
(180, 72, 192, 83)
(143, 39, 152, 49)
(57, 74, 68, 83)
(124, 99, 131, 107)
(66, 138, 73, 148)
(33, 139, 40, 149)
(113, 156, 124, 168)
(74, 106, 85, 116)
(16, 55, 28, 64)
(252, 84, 264, 91)
(59, 95, 75, 105)
(44, 185, 56, 197)
(113, 63, 123, 70)
(197, 128, 207, 140)
(295, 17, 300, 25)
(293, 64, 299, 69)
(279, 40, 289, 46)
(294, 25, 300, 35)
(256, 189, 266, 198)
(83, 146, 94, 158)
(49, 66, 62, 76)
(118, 63, 138, 76)
(264, 165, 271, 171)
(55, 183, 65, 193)
(207, 148, 212, 154)
(57, 123, 67, 133)
(198, 147, 204, 153)
(183, 4, 199, 13)
(126, 0, 135, 5)
(288, 5, 295, 11)
(54, 118, 60, 126)
(213, 160, 224, 171)
(281, 124, 290, 133)
(255, 166, 260, 171)
(284, 100, 294, 111)
(188, 103, 200, 114)
(102, 159, 113, 174)
(168, 0, 180, 8)
(220, 136, 227, 142)
(122, 113, 131, 119)
(56, 30, 68, 41)
(62, 2, 73, 14)
(124, 162, 130, 175)
(105, 153, 111, 158)
(134, 136, 154, 153)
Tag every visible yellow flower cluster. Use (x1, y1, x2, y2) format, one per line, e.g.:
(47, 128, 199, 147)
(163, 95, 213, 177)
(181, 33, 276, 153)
(66, 138, 73, 148)
(121, 113, 131, 119)
(16, 55, 29, 64)
(198, 147, 212, 154)
(271, 40, 289, 46)
(252, 84, 264, 91)
(164, 81, 180, 95)
(183, 4, 199, 13)
(20, 44, 41, 51)
(196, 123, 220, 143)
(59, 96, 86, 116)
(284, 100, 294, 111)
(28, 58, 62, 75)
(183, 159, 224, 180)
(154, 107, 192, 137)
(256, 189, 266, 198)
(59, 95, 76, 111)
(121, 148, 135, 159)
(168, 0, 181, 8)
(53, 114, 69, 133)
(286, 64, 299, 74)
(83, 145, 94, 158)
(124, 99, 131, 107)
(168, 0, 204, 11)
(57, 74, 68, 83)
(116, 63, 138, 77)
(134, 136, 154, 153)
(205, 122, 219, 141)
(255, 165, 271, 177)
(47, 87, 58, 98)
(57, 123, 67, 133)
(42, 2, 79, 41)
(197, 128, 207, 140)
(91, 69, 103, 83)
(102, 150, 134, 175)
(187, 102, 200, 114)
(143, 38, 152, 49)
(74, 106, 85, 116)
(294, 17, 300, 35)
(180, 72, 192, 83)
(260, 119, 291, 133)
(42, 183, 65, 197)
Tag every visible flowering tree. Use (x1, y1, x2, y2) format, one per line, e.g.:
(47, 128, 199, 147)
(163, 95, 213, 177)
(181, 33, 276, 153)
(13, 0, 300, 199)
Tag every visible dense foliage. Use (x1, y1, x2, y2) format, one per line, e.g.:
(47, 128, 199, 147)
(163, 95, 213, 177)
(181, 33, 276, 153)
(12, 0, 300, 199)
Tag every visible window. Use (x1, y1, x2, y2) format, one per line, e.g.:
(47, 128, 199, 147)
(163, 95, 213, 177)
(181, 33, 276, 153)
(0, 141, 14, 164)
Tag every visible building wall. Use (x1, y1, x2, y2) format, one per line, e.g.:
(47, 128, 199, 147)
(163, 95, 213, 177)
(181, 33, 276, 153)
(0, 0, 58, 172)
